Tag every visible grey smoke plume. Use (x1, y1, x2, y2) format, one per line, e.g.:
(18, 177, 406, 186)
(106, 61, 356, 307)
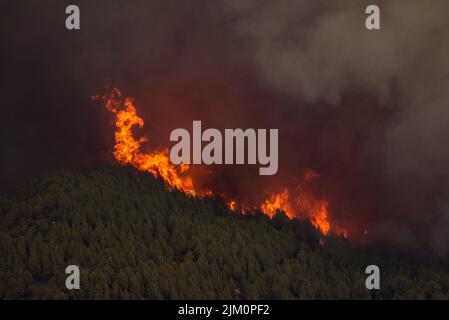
(221, 0, 449, 253)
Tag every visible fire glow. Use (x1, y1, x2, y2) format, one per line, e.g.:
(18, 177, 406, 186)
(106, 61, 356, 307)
(95, 86, 347, 237)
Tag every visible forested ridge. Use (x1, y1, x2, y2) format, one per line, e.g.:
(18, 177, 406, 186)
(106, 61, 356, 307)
(1, 165, 448, 299)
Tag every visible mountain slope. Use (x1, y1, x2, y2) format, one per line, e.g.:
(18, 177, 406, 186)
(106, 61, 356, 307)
(0, 165, 448, 299)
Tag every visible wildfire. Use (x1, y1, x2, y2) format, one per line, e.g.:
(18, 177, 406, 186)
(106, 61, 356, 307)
(96, 86, 347, 237)
(260, 179, 332, 235)
(297, 194, 330, 235)
(261, 189, 294, 218)
(98, 87, 196, 195)
(228, 200, 237, 211)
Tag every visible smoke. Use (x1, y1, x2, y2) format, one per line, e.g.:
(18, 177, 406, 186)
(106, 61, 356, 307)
(1, 0, 449, 254)
(221, 0, 449, 253)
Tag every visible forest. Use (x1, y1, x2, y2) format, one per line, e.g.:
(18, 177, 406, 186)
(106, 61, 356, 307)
(1, 165, 449, 299)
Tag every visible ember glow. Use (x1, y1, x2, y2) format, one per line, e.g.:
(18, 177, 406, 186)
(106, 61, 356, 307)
(96, 86, 347, 237)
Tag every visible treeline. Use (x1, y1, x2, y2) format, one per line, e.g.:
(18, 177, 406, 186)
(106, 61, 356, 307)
(0, 165, 448, 299)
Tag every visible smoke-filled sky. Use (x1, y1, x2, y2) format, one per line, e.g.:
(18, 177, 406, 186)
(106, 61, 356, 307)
(1, 0, 449, 254)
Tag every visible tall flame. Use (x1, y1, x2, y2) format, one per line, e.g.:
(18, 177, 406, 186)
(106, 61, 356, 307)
(96, 86, 347, 237)
(98, 87, 196, 195)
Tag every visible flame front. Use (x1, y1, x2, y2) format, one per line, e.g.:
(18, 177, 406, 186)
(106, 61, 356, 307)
(96, 86, 347, 237)
(99, 87, 196, 195)
(297, 194, 330, 235)
(260, 181, 331, 235)
(261, 189, 293, 218)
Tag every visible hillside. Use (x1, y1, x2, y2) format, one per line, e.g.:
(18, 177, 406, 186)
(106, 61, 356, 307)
(0, 165, 448, 299)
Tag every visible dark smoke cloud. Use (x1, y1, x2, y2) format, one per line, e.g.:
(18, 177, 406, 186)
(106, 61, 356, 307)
(1, 0, 448, 254)
(222, 0, 449, 253)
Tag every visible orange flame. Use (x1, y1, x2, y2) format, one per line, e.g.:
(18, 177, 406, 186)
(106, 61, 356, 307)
(96, 86, 348, 237)
(98, 87, 196, 195)
(297, 194, 330, 235)
(228, 200, 237, 211)
(260, 181, 332, 235)
(261, 189, 294, 218)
